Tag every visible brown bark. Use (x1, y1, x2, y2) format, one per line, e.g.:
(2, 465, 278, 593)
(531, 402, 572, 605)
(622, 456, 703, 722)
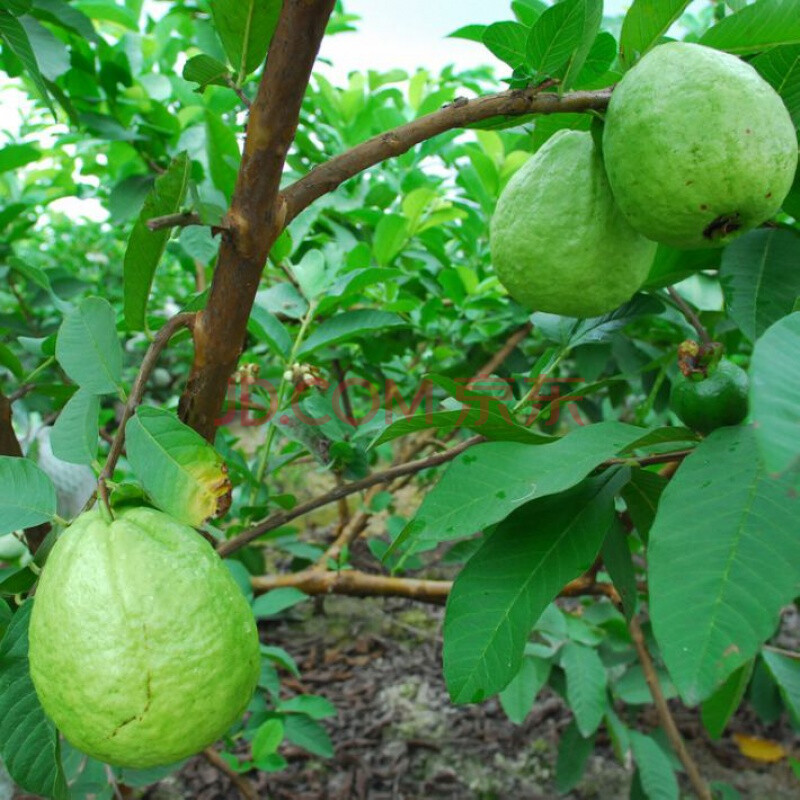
(179, 0, 337, 441)
(250, 566, 618, 606)
(280, 88, 612, 224)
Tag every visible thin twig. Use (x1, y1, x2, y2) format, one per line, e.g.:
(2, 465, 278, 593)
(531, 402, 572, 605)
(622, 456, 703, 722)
(146, 211, 204, 232)
(667, 286, 712, 346)
(98, 313, 196, 502)
(629, 616, 713, 800)
(217, 435, 484, 556)
(280, 88, 612, 224)
(202, 747, 258, 800)
(472, 322, 533, 379)
(226, 77, 252, 108)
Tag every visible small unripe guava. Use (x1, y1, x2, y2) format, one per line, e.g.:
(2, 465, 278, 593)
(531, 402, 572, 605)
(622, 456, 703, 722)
(603, 42, 798, 249)
(490, 130, 657, 318)
(29, 506, 260, 768)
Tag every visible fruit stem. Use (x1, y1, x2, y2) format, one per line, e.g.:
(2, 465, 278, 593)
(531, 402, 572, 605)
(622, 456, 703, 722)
(666, 286, 712, 346)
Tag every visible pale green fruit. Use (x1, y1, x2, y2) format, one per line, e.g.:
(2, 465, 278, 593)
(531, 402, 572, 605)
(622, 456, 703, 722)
(29, 506, 260, 768)
(490, 130, 657, 318)
(603, 42, 798, 249)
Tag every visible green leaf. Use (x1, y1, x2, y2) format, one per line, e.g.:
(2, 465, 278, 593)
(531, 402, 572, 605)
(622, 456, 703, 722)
(251, 588, 308, 618)
(0, 457, 57, 535)
(560, 0, 603, 90)
(50, 389, 100, 465)
(750, 312, 800, 477)
(19, 14, 68, 80)
(629, 730, 679, 800)
(395, 422, 644, 553)
(0, 343, 23, 378)
(648, 426, 800, 704)
(701, 661, 753, 739)
(30, 0, 97, 41)
(613, 663, 677, 705)
(699, 0, 800, 55)
(372, 213, 407, 266)
(720, 229, 800, 343)
(251, 718, 283, 761)
(498, 655, 551, 724)
(248, 304, 291, 359)
(56, 296, 122, 395)
(561, 641, 607, 736)
(372, 409, 552, 448)
(125, 406, 232, 526)
(752, 44, 800, 126)
(0, 10, 53, 111)
(0, 143, 39, 174)
(123, 153, 191, 331)
(442, 471, 625, 703)
(0, 602, 68, 799)
(448, 23, 487, 43)
(525, 0, 588, 77)
(283, 714, 333, 758)
(575, 30, 618, 87)
(293, 249, 330, 300)
(762, 649, 800, 724)
(555, 720, 595, 793)
(619, 0, 692, 68)
(601, 515, 638, 620)
(481, 21, 529, 68)
(298, 310, 407, 356)
(182, 53, 231, 90)
(205, 110, 239, 200)
(210, 0, 281, 78)
(621, 467, 668, 539)
(277, 694, 337, 720)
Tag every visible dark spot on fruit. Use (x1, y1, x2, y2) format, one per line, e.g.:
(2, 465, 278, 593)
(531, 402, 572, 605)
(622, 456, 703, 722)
(685, 180, 694, 186)
(703, 212, 741, 240)
(700, 204, 708, 211)
(745, 129, 752, 134)
(765, 192, 772, 198)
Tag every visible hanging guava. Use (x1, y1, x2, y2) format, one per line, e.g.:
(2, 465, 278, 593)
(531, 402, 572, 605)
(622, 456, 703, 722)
(490, 130, 657, 318)
(28, 506, 261, 768)
(603, 42, 798, 249)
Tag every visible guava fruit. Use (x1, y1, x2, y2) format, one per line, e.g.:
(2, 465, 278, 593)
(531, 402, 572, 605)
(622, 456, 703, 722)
(670, 359, 749, 434)
(603, 42, 798, 249)
(29, 506, 260, 768)
(490, 130, 657, 318)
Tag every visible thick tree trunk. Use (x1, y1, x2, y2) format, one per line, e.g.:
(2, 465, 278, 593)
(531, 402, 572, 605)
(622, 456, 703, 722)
(179, 0, 336, 441)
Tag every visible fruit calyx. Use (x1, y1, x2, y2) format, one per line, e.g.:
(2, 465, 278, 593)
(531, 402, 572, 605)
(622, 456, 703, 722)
(677, 339, 723, 381)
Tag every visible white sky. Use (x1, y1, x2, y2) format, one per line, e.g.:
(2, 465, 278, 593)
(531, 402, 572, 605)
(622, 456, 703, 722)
(321, 0, 634, 77)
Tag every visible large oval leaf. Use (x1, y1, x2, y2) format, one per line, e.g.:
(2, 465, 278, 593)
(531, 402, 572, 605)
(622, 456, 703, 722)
(55, 296, 122, 394)
(0, 602, 68, 799)
(125, 406, 232, 526)
(0, 456, 57, 535)
(649, 426, 800, 704)
(442, 471, 626, 704)
(750, 312, 800, 477)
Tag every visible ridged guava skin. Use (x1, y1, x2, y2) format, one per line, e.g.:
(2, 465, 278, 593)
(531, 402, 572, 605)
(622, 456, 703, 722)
(28, 506, 260, 768)
(670, 359, 749, 434)
(603, 42, 798, 249)
(490, 130, 657, 318)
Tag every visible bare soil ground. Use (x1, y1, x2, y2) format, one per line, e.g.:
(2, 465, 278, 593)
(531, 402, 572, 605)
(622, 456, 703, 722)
(141, 594, 799, 800)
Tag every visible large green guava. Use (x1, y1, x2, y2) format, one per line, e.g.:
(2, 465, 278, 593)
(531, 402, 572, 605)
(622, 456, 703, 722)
(28, 506, 260, 768)
(490, 130, 657, 318)
(603, 42, 798, 249)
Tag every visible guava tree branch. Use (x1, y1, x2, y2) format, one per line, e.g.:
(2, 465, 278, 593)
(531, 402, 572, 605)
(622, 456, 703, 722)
(97, 313, 195, 506)
(666, 286, 712, 346)
(216, 434, 484, 556)
(629, 616, 713, 800)
(146, 211, 204, 232)
(0, 390, 50, 552)
(178, 0, 337, 441)
(280, 87, 612, 224)
(250, 566, 619, 606)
